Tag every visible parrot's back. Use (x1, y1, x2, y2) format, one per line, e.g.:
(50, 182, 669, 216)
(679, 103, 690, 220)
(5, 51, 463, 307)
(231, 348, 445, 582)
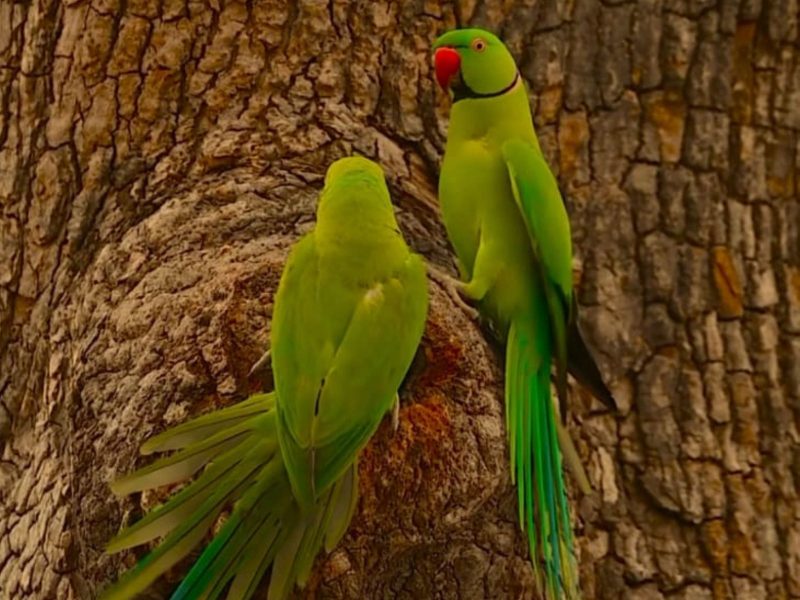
(271, 167, 427, 507)
(102, 156, 429, 600)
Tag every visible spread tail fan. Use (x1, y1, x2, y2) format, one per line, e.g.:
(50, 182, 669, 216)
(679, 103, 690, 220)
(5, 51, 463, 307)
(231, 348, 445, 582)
(102, 392, 361, 600)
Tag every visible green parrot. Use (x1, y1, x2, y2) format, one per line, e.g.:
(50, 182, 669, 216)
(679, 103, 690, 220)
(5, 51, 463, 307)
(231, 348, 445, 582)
(102, 156, 429, 600)
(432, 28, 616, 598)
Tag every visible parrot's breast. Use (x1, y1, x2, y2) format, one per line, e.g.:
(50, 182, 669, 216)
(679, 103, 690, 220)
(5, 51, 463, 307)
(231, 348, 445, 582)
(439, 140, 492, 270)
(440, 135, 540, 323)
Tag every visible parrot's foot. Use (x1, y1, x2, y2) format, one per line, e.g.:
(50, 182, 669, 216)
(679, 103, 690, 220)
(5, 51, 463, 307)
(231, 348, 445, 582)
(247, 348, 271, 377)
(429, 267, 480, 321)
(392, 394, 400, 433)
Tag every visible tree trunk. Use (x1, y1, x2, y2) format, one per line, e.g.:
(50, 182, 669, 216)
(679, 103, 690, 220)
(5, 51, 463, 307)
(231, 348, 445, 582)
(1, 0, 798, 598)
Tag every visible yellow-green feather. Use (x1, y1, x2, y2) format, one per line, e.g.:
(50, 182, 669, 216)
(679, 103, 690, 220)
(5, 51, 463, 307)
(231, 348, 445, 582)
(103, 157, 428, 600)
(435, 28, 585, 598)
(507, 320, 578, 599)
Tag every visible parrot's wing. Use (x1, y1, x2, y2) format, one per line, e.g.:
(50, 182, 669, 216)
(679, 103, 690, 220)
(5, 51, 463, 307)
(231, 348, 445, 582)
(502, 139, 573, 419)
(270, 232, 330, 445)
(566, 295, 617, 411)
(275, 250, 428, 504)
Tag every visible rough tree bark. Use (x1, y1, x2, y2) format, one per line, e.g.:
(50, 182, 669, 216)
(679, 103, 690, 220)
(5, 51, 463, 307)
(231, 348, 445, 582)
(1, 0, 799, 598)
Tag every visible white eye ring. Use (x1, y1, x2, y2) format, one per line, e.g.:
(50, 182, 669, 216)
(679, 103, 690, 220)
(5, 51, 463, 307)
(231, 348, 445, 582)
(472, 38, 487, 52)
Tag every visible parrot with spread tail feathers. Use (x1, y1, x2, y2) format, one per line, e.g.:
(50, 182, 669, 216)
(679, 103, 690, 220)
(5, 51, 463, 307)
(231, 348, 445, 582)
(432, 28, 617, 598)
(102, 156, 429, 600)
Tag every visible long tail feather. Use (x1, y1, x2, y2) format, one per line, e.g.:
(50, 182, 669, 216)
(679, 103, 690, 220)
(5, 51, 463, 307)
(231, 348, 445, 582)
(556, 421, 591, 495)
(170, 457, 288, 600)
(107, 449, 242, 552)
(111, 414, 274, 496)
(268, 464, 358, 599)
(324, 464, 358, 552)
(142, 393, 276, 455)
(267, 517, 306, 600)
(227, 512, 287, 599)
(102, 453, 264, 600)
(103, 391, 362, 600)
(507, 321, 579, 599)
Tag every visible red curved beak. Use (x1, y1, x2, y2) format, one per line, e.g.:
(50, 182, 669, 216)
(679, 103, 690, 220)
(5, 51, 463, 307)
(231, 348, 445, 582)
(434, 47, 461, 90)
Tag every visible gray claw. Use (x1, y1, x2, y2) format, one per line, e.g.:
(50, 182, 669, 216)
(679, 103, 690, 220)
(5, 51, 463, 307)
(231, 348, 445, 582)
(429, 267, 480, 321)
(392, 394, 400, 433)
(248, 348, 271, 377)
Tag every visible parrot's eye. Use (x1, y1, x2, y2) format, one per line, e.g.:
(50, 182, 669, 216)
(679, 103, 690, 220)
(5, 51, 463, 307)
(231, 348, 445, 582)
(471, 38, 487, 52)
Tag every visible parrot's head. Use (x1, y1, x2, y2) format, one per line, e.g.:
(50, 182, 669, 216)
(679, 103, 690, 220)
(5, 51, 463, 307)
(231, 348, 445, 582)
(432, 28, 518, 100)
(319, 155, 393, 218)
(317, 155, 399, 232)
(324, 155, 385, 189)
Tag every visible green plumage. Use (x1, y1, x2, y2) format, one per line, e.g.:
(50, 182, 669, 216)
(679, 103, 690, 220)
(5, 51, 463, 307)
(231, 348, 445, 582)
(102, 157, 428, 600)
(432, 27, 608, 598)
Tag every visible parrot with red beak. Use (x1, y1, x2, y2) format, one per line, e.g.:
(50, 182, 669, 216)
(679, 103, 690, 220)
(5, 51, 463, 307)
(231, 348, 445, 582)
(432, 27, 617, 598)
